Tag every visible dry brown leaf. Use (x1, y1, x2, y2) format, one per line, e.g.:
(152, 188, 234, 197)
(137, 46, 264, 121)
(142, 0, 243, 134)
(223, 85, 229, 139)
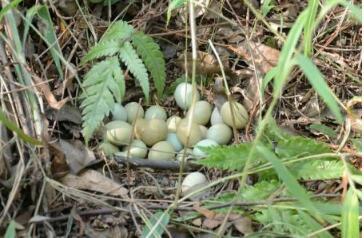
(57, 139, 96, 174)
(228, 41, 280, 74)
(193, 204, 216, 219)
(176, 51, 230, 76)
(32, 75, 68, 110)
(61, 170, 128, 198)
(233, 217, 253, 235)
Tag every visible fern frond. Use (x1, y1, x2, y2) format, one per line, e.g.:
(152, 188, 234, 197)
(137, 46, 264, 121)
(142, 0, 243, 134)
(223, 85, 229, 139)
(293, 160, 344, 180)
(275, 136, 331, 159)
(197, 143, 262, 171)
(101, 20, 134, 42)
(81, 40, 120, 64)
(132, 32, 166, 98)
(81, 57, 125, 142)
(119, 41, 149, 101)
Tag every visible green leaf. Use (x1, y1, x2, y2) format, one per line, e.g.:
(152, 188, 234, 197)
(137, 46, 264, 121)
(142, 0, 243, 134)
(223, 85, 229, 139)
(142, 211, 170, 238)
(132, 32, 166, 98)
(197, 143, 262, 171)
(256, 145, 324, 222)
(339, 0, 362, 22)
(0, 0, 22, 21)
(294, 160, 344, 180)
(166, 0, 187, 25)
(23, 5, 64, 79)
(299, 211, 333, 238)
(4, 220, 16, 238)
(101, 20, 134, 42)
(273, 10, 308, 98)
(81, 57, 125, 142)
(275, 136, 331, 159)
(296, 54, 343, 123)
(0, 108, 42, 145)
(119, 42, 149, 101)
(261, 0, 275, 17)
(308, 124, 337, 138)
(239, 180, 280, 201)
(304, 0, 319, 56)
(81, 40, 120, 64)
(341, 188, 359, 238)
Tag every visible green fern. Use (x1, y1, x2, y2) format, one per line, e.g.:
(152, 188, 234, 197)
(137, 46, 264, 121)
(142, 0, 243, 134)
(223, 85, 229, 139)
(80, 20, 166, 142)
(196, 143, 263, 171)
(100, 20, 134, 42)
(132, 32, 166, 97)
(293, 160, 344, 180)
(81, 57, 125, 142)
(119, 41, 149, 100)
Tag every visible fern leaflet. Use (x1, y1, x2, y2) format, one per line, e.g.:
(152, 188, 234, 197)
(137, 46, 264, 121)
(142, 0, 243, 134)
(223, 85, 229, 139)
(292, 160, 344, 180)
(132, 32, 166, 97)
(101, 20, 134, 42)
(80, 57, 125, 142)
(119, 41, 150, 101)
(81, 40, 120, 64)
(197, 143, 262, 171)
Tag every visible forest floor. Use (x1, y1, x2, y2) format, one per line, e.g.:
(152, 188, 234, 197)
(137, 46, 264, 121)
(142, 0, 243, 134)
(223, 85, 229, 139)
(0, 0, 362, 237)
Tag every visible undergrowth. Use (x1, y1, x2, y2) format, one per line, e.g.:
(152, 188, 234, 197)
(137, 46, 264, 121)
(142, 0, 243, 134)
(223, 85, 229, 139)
(80, 20, 166, 142)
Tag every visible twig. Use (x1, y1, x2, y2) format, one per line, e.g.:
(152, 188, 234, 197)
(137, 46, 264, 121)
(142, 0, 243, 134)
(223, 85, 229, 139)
(114, 155, 200, 171)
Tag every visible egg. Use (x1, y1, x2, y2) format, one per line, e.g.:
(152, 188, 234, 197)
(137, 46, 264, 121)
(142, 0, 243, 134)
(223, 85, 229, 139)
(199, 125, 208, 139)
(174, 82, 200, 110)
(99, 142, 119, 156)
(176, 148, 194, 162)
(148, 141, 175, 161)
(140, 119, 168, 146)
(125, 102, 144, 124)
(176, 119, 203, 147)
(207, 124, 232, 145)
(193, 139, 218, 158)
(221, 101, 248, 129)
(182, 172, 207, 196)
(105, 121, 133, 145)
(111, 103, 127, 121)
(166, 116, 182, 133)
(186, 100, 212, 125)
(122, 139, 148, 158)
(145, 105, 167, 120)
(167, 133, 183, 151)
(210, 107, 224, 125)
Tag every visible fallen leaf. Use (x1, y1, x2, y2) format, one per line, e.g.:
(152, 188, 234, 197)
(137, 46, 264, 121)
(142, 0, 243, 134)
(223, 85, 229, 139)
(193, 204, 216, 219)
(228, 41, 280, 74)
(58, 139, 96, 174)
(233, 217, 253, 235)
(61, 170, 128, 198)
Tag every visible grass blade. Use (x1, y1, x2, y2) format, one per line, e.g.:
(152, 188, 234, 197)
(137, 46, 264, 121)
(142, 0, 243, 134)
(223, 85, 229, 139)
(273, 10, 308, 98)
(296, 54, 343, 123)
(0, 108, 42, 145)
(304, 0, 319, 56)
(341, 188, 359, 238)
(142, 211, 170, 238)
(0, 0, 22, 21)
(256, 144, 324, 222)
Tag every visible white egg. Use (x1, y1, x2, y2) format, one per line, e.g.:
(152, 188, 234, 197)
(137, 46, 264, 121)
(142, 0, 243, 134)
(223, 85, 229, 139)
(193, 139, 218, 158)
(148, 141, 175, 161)
(145, 105, 167, 120)
(174, 82, 200, 110)
(186, 100, 212, 125)
(167, 133, 183, 151)
(166, 116, 182, 133)
(210, 107, 224, 125)
(182, 172, 207, 196)
(207, 124, 232, 145)
(105, 121, 133, 145)
(111, 104, 127, 121)
(221, 101, 248, 129)
(125, 102, 144, 124)
(123, 139, 148, 158)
